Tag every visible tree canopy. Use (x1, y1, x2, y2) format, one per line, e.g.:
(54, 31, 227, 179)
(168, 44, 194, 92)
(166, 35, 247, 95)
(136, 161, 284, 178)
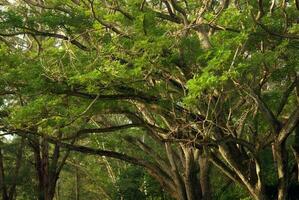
(0, 0, 299, 200)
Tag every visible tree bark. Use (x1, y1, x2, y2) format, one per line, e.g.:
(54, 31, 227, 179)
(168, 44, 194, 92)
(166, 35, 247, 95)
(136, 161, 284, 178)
(31, 138, 63, 200)
(199, 153, 211, 200)
(165, 143, 187, 200)
(273, 141, 288, 200)
(292, 125, 299, 183)
(8, 137, 25, 200)
(0, 147, 8, 200)
(182, 147, 202, 200)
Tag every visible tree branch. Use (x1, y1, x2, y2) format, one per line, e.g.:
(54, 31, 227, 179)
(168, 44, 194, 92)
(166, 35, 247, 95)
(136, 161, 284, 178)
(88, 0, 129, 37)
(62, 123, 143, 140)
(278, 106, 299, 143)
(253, 16, 299, 40)
(55, 89, 159, 104)
(209, 152, 243, 185)
(0, 30, 89, 51)
(249, 90, 281, 133)
(276, 79, 297, 116)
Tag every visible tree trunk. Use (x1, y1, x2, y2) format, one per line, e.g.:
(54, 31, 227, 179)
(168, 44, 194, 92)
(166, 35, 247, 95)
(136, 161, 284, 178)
(75, 166, 80, 200)
(165, 143, 187, 200)
(31, 138, 60, 200)
(0, 148, 9, 200)
(252, 190, 269, 200)
(8, 137, 25, 200)
(292, 125, 299, 183)
(183, 147, 202, 200)
(199, 154, 210, 200)
(55, 180, 60, 200)
(273, 141, 288, 200)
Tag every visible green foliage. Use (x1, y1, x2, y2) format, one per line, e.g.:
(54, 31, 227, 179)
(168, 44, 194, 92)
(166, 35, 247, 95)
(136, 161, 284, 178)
(114, 166, 146, 200)
(1, 1, 299, 200)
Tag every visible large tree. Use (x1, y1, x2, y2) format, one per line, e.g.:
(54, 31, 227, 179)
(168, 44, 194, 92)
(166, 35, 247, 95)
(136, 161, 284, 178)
(0, 0, 299, 200)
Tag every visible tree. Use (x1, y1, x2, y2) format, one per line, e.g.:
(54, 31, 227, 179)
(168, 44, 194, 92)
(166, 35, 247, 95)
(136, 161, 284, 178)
(0, 137, 25, 200)
(0, 0, 299, 200)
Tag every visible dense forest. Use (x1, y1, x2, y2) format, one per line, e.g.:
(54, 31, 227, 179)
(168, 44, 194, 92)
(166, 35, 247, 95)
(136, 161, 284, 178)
(0, 0, 299, 199)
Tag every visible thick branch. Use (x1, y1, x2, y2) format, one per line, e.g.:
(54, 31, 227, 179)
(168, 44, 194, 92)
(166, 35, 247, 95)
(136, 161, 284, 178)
(56, 89, 159, 104)
(0, 30, 89, 50)
(125, 136, 172, 177)
(63, 123, 143, 140)
(153, 10, 182, 23)
(278, 107, 299, 143)
(250, 90, 281, 133)
(254, 18, 299, 40)
(210, 152, 243, 185)
(276, 80, 297, 116)
(1, 126, 175, 193)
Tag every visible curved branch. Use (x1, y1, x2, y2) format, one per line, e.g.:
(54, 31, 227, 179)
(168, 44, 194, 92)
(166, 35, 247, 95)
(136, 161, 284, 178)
(0, 30, 89, 51)
(249, 90, 281, 133)
(55, 89, 159, 104)
(209, 152, 243, 185)
(276, 79, 297, 116)
(62, 123, 143, 140)
(278, 106, 299, 143)
(88, 0, 129, 37)
(252, 15, 299, 40)
(4, 126, 177, 195)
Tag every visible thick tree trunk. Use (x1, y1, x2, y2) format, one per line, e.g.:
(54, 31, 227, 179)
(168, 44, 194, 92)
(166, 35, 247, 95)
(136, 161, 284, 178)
(32, 139, 47, 200)
(32, 138, 60, 200)
(199, 155, 210, 200)
(273, 141, 288, 200)
(47, 176, 59, 200)
(252, 190, 269, 200)
(165, 143, 187, 200)
(183, 147, 202, 200)
(124, 127, 211, 200)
